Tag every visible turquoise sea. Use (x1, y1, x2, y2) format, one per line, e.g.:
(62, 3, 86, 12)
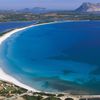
(0, 21, 100, 94)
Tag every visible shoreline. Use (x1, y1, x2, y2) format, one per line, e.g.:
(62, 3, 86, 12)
(0, 21, 64, 92)
(0, 20, 93, 93)
(0, 26, 39, 92)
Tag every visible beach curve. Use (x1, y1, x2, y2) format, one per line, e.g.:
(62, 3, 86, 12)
(0, 21, 65, 92)
(0, 20, 76, 92)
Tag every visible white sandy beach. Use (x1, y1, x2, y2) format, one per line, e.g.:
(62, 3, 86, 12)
(0, 21, 63, 92)
(0, 21, 72, 92)
(0, 26, 39, 92)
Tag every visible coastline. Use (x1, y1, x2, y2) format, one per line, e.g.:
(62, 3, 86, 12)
(0, 21, 64, 92)
(0, 27, 38, 92)
(0, 20, 93, 93)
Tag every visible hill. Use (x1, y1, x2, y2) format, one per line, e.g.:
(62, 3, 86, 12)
(76, 2, 100, 13)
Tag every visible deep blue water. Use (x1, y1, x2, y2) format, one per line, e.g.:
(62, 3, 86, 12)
(0, 21, 100, 94)
(0, 21, 36, 34)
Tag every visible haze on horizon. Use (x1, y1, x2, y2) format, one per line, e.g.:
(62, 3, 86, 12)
(0, 0, 100, 10)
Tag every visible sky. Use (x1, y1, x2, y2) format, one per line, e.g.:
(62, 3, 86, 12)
(0, 0, 100, 10)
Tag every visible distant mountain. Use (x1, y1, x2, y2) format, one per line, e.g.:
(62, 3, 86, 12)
(17, 7, 51, 14)
(76, 2, 100, 12)
(0, 7, 52, 14)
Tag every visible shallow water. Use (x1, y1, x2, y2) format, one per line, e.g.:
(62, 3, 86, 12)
(0, 21, 100, 94)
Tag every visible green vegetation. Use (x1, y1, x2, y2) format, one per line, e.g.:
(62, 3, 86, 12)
(23, 95, 43, 100)
(65, 98, 74, 100)
(0, 11, 100, 22)
(0, 81, 63, 100)
(43, 96, 61, 100)
(57, 94, 65, 97)
(0, 81, 26, 97)
(23, 95, 61, 100)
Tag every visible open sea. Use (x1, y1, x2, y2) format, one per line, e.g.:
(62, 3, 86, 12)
(0, 21, 100, 94)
